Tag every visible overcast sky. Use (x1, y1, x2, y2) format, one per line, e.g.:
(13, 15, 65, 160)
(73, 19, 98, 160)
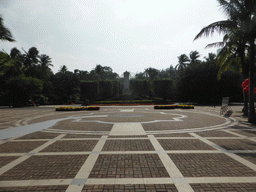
(1, 0, 227, 76)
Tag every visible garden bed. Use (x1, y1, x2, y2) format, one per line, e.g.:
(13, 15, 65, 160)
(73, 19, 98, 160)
(154, 105, 194, 109)
(93, 100, 174, 105)
(55, 106, 100, 111)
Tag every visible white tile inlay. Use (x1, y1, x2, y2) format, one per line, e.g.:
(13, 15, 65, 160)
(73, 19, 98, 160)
(109, 123, 146, 135)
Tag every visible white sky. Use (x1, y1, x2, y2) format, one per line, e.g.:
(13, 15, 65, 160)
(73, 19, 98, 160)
(1, 0, 227, 76)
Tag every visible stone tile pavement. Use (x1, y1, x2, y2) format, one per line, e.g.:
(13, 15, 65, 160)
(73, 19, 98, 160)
(0, 105, 256, 191)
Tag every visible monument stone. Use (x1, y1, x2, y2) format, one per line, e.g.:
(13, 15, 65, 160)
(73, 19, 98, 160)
(123, 71, 130, 94)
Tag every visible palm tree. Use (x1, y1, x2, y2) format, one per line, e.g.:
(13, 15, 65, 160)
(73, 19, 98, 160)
(204, 53, 217, 64)
(189, 51, 201, 68)
(0, 48, 23, 77)
(22, 47, 39, 76)
(59, 65, 68, 73)
(38, 54, 53, 78)
(194, 0, 256, 123)
(95, 64, 103, 80)
(175, 54, 190, 78)
(0, 16, 15, 42)
(206, 29, 249, 115)
(144, 67, 159, 82)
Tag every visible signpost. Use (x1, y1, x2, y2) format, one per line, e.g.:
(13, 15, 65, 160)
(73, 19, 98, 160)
(220, 97, 233, 117)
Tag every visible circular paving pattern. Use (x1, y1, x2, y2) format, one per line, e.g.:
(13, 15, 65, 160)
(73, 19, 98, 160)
(47, 109, 234, 134)
(2, 105, 256, 192)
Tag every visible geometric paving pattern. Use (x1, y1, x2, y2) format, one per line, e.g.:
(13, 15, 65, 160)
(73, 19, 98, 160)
(158, 139, 216, 150)
(168, 153, 256, 177)
(0, 155, 89, 180)
(82, 184, 178, 191)
(102, 139, 155, 151)
(0, 186, 69, 192)
(89, 154, 169, 178)
(191, 183, 256, 192)
(0, 106, 256, 192)
(0, 141, 47, 153)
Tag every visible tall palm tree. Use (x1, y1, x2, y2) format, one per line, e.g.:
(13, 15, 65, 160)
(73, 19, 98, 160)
(22, 47, 39, 76)
(204, 53, 217, 64)
(38, 54, 53, 78)
(206, 29, 249, 115)
(0, 48, 23, 77)
(144, 67, 159, 82)
(189, 51, 201, 68)
(175, 54, 190, 78)
(194, 0, 256, 123)
(0, 16, 15, 42)
(59, 65, 68, 73)
(95, 64, 103, 80)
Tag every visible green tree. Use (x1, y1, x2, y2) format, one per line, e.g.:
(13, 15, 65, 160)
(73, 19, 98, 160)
(0, 16, 15, 42)
(175, 54, 190, 78)
(189, 51, 201, 68)
(0, 48, 23, 78)
(7, 76, 44, 107)
(38, 54, 53, 77)
(144, 67, 159, 81)
(22, 47, 40, 77)
(194, 0, 256, 123)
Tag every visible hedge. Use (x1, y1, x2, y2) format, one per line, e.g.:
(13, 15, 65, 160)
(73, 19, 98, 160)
(154, 79, 173, 101)
(130, 80, 149, 97)
(80, 81, 99, 103)
(99, 80, 113, 100)
(112, 80, 120, 97)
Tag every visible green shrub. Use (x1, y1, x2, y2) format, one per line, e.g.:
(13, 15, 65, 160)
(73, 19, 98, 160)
(154, 79, 173, 101)
(80, 81, 99, 103)
(130, 80, 149, 97)
(99, 80, 113, 100)
(112, 80, 120, 97)
(7, 76, 44, 107)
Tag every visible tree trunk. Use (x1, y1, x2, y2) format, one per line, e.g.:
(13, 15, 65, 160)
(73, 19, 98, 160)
(240, 46, 249, 116)
(248, 36, 256, 123)
(243, 90, 248, 116)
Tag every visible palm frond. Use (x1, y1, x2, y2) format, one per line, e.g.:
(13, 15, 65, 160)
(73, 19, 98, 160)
(205, 42, 225, 49)
(194, 20, 237, 40)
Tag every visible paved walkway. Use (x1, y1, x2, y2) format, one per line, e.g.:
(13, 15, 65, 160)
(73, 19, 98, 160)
(0, 105, 256, 191)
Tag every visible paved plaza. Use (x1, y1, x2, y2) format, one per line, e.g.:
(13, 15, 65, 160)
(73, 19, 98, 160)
(0, 105, 256, 191)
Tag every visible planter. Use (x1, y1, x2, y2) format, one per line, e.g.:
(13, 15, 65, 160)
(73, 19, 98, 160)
(154, 104, 194, 110)
(55, 106, 100, 111)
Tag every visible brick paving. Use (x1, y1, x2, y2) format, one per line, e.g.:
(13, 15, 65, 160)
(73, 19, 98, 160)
(82, 184, 178, 191)
(154, 133, 193, 137)
(209, 139, 256, 150)
(195, 130, 238, 137)
(0, 155, 89, 180)
(0, 186, 69, 192)
(0, 105, 256, 191)
(41, 140, 98, 152)
(0, 156, 20, 168)
(0, 141, 46, 153)
(229, 129, 256, 137)
(0, 107, 54, 129)
(236, 153, 256, 164)
(108, 135, 148, 138)
(102, 139, 155, 151)
(190, 183, 256, 192)
(158, 139, 216, 150)
(168, 153, 256, 177)
(89, 154, 169, 178)
(51, 120, 113, 131)
(63, 134, 102, 138)
(15, 131, 61, 140)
